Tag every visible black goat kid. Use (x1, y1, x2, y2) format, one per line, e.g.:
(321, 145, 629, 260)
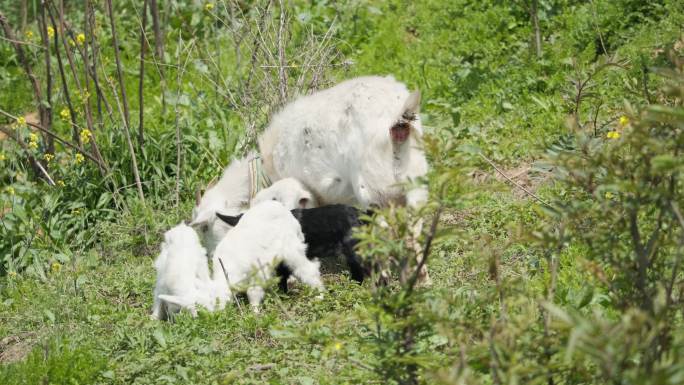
(216, 205, 371, 291)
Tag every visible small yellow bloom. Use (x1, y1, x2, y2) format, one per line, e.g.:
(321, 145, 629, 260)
(68, 38, 76, 47)
(5, 186, 15, 195)
(16, 116, 26, 126)
(606, 131, 621, 139)
(604, 192, 614, 199)
(28, 141, 39, 150)
(56, 180, 65, 187)
(8, 271, 17, 279)
(75, 153, 85, 164)
(79, 129, 92, 144)
(334, 342, 342, 351)
(619, 116, 629, 126)
(25, 30, 34, 39)
(76, 33, 86, 45)
(0, 153, 5, 161)
(205, 3, 214, 11)
(50, 262, 62, 273)
(29, 133, 39, 142)
(47, 26, 55, 38)
(43, 153, 54, 162)
(60, 108, 71, 121)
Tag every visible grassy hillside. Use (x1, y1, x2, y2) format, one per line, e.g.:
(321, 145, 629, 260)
(1, 1, 684, 384)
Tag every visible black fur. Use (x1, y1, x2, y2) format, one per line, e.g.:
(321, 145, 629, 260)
(216, 205, 371, 291)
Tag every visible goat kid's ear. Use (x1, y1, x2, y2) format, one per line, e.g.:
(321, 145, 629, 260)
(159, 294, 195, 309)
(215, 212, 241, 227)
(298, 197, 310, 209)
(403, 90, 421, 115)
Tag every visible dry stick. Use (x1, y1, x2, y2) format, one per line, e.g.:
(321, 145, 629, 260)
(79, 0, 109, 174)
(105, 0, 131, 129)
(86, 0, 103, 128)
(38, 4, 53, 147)
(530, 0, 542, 58)
(149, 0, 163, 58)
(478, 152, 552, 208)
(61, 9, 116, 127)
(0, 108, 104, 167)
(0, 11, 51, 151)
(137, 0, 148, 147)
(105, 0, 145, 204)
(218, 258, 244, 315)
(0, 34, 44, 49)
(172, 39, 196, 207)
(47, 4, 79, 146)
(0, 126, 55, 186)
(276, 0, 288, 104)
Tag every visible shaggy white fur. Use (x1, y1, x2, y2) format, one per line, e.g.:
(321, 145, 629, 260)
(214, 200, 323, 312)
(250, 177, 317, 209)
(151, 223, 230, 320)
(259, 75, 429, 208)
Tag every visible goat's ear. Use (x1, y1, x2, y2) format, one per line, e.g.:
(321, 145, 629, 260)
(215, 212, 241, 227)
(159, 294, 195, 309)
(190, 208, 215, 227)
(403, 90, 421, 115)
(298, 197, 310, 209)
(195, 188, 202, 205)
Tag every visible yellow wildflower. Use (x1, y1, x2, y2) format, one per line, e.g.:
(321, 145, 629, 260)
(76, 33, 86, 45)
(29, 133, 38, 142)
(43, 153, 54, 162)
(205, 3, 214, 11)
(606, 131, 621, 139)
(56, 180, 65, 187)
(619, 116, 629, 126)
(334, 342, 342, 351)
(16, 116, 26, 126)
(25, 30, 34, 39)
(50, 262, 62, 273)
(28, 141, 39, 150)
(604, 192, 614, 199)
(0, 153, 5, 161)
(75, 153, 85, 164)
(60, 108, 71, 121)
(8, 271, 17, 279)
(5, 186, 15, 195)
(47, 26, 55, 38)
(80, 129, 92, 144)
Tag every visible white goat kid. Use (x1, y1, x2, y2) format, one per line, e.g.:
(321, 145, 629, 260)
(151, 223, 230, 320)
(192, 158, 315, 256)
(214, 200, 323, 312)
(259, 75, 429, 209)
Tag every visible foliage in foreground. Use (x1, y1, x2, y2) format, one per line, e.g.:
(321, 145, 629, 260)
(1, 1, 684, 384)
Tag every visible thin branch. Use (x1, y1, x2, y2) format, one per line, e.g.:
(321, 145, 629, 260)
(0, 108, 104, 168)
(479, 152, 552, 207)
(0, 125, 55, 186)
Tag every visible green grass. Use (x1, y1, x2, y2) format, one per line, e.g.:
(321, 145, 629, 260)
(1, 0, 684, 383)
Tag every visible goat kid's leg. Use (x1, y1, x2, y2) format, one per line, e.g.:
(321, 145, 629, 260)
(275, 262, 292, 293)
(342, 239, 366, 283)
(246, 286, 265, 313)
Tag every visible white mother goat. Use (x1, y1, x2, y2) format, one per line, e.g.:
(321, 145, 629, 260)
(259, 75, 429, 209)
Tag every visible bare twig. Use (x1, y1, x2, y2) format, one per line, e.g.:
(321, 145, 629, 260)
(105, 0, 145, 204)
(478, 152, 552, 208)
(0, 108, 104, 168)
(276, 0, 288, 104)
(138, 0, 149, 147)
(0, 126, 55, 186)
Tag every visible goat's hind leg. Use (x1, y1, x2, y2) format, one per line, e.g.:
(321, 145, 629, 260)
(342, 238, 366, 283)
